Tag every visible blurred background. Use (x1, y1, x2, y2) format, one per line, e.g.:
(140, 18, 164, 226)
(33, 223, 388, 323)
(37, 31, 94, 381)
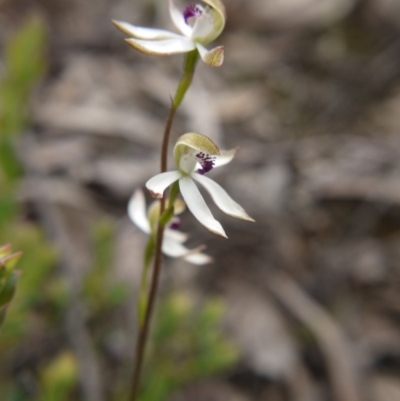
(1, 0, 400, 400)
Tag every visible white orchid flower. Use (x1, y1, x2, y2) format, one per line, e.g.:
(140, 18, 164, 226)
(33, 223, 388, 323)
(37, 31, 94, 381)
(146, 133, 254, 238)
(128, 188, 212, 265)
(112, 0, 226, 67)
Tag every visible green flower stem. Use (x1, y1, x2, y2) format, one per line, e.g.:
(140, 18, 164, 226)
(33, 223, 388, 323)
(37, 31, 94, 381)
(129, 50, 199, 401)
(160, 50, 199, 173)
(168, 181, 180, 206)
(173, 50, 199, 109)
(137, 236, 155, 328)
(159, 181, 180, 226)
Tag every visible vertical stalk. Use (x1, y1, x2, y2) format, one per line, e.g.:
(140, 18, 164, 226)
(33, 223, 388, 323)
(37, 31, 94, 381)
(128, 218, 165, 401)
(129, 50, 199, 401)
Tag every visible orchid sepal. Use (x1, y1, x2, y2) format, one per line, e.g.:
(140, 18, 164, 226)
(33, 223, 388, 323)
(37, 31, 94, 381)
(125, 37, 196, 56)
(179, 176, 227, 237)
(112, 20, 181, 40)
(192, 174, 254, 222)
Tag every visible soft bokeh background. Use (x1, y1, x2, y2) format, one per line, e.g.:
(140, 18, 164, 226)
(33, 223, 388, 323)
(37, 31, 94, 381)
(1, 0, 400, 400)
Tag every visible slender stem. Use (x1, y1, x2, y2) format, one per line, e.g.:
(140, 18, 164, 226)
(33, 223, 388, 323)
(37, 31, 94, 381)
(128, 50, 199, 401)
(137, 236, 155, 327)
(160, 106, 177, 173)
(129, 216, 165, 401)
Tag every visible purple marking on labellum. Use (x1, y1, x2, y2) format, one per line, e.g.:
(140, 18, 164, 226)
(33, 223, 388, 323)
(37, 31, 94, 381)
(169, 217, 182, 230)
(183, 5, 202, 24)
(196, 152, 215, 175)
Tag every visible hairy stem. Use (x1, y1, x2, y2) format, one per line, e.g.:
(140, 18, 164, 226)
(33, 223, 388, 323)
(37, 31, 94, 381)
(129, 50, 199, 401)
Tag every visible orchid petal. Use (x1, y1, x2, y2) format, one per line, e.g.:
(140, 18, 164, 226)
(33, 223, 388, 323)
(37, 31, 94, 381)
(164, 228, 189, 243)
(179, 176, 227, 238)
(112, 20, 181, 40)
(162, 238, 193, 257)
(163, 238, 211, 265)
(196, 44, 224, 67)
(192, 173, 254, 222)
(127, 189, 151, 234)
(163, 237, 204, 258)
(146, 171, 181, 199)
(213, 148, 237, 168)
(169, 0, 192, 37)
(184, 252, 213, 265)
(125, 37, 196, 56)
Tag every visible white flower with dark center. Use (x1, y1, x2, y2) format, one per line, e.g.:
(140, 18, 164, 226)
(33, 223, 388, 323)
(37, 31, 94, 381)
(146, 133, 254, 238)
(128, 188, 212, 264)
(113, 0, 226, 67)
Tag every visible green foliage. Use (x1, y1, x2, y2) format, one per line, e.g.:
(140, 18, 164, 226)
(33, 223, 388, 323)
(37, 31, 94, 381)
(0, 14, 46, 182)
(37, 352, 79, 401)
(138, 293, 238, 401)
(0, 15, 66, 401)
(85, 224, 237, 401)
(0, 15, 52, 341)
(0, 222, 58, 347)
(0, 15, 47, 140)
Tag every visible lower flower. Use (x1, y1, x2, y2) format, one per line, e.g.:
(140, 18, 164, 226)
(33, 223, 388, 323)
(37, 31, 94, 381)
(128, 188, 212, 265)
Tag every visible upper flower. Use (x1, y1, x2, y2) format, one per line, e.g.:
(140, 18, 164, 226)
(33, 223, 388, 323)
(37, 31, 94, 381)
(146, 133, 254, 238)
(128, 188, 212, 265)
(112, 0, 226, 67)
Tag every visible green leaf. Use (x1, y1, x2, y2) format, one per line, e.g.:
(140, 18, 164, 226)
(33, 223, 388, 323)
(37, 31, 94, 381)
(0, 244, 11, 259)
(0, 271, 19, 307)
(1, 251, 22, 273)
(0, 306, 7, 328)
